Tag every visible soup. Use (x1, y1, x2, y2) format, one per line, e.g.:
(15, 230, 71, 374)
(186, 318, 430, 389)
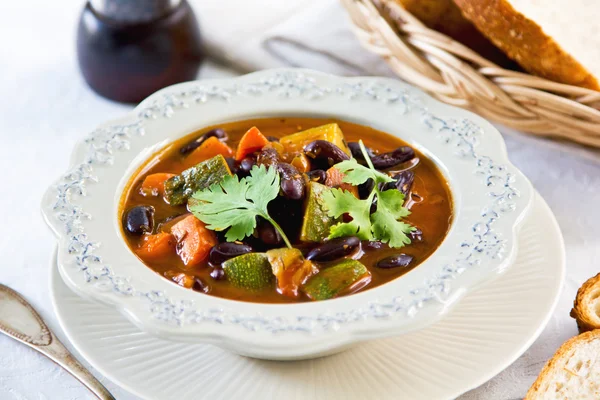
(120, 118, 452, 303)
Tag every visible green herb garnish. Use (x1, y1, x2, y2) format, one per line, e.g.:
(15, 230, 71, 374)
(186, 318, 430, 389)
(189, 165, 292, 248)
(322, 140, 414, 248)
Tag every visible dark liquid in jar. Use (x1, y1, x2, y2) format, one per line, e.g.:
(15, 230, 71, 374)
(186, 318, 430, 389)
(77, 0, 204, 103)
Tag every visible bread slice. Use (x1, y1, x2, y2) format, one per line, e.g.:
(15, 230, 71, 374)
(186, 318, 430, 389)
(452, 0, 600, 89)
(525, 330, 600, 399)
(571, 273, 600, 333)
(395, 0, 469, 34)
(395, 0, 515, 66)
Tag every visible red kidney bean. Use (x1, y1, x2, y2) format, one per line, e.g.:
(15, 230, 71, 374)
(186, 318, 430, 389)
(209, 242, 253, 265)
(369, 194, 378, 214)
(348, 141, 376, 161)
(387, 157, 420, 174)
(371, 146, 415, 170)
(358, 178, 375, 199)
(381, 171, 415, 196)
(409, 228, 423, 242)
(192, 278, 209, 293)
(210, 267, 225, 281)
(307, 169, 327, 184)
(376, 254, 414, 269)
(280, 179, 304, 200)
(257, 147, 280, 167)
(362, 240, 385, 250)
(237, 156, 256, 177)
(265, 197, 304, 243)
(256, 218, 283, 246)
(179, 128, 228, 155)
(306, 237, 361, 261)
(304, 140, 350, 167)
(276, 163, 305, 200)
(124, 205, 154, 235)
(224, 157, 237, 173)
(394, 171, 415, 196)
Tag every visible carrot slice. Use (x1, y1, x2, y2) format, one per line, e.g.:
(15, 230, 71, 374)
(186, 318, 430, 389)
(171, 215, 218, 268)
(235, 126, 270, 161)
(140, 173, 176, 197)
(157, 214, 189, 234)
(325, 167, 359, 197)
(136, 232, 176, 260)
(184, 136, 234, 168)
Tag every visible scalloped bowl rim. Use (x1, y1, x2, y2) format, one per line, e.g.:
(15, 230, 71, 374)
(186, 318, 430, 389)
(42, 69, 533, 359)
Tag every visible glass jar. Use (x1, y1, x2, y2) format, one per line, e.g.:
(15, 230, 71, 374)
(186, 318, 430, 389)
(77, 0, 204, 103)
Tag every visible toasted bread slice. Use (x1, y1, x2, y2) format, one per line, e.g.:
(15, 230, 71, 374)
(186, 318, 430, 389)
(571, 273, 600, 333)
(526, 330, 600, 399)
(453, 0, 600, 89)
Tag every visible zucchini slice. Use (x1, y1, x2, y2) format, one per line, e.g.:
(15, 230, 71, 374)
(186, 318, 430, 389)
(303, 259, 371, 301)
(164, 155, 232, 205)
(222, 253, 274, 291)
(300, 182, 340, 242)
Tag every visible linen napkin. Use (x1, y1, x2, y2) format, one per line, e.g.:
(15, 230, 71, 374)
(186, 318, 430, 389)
(193, 0, 393, 76)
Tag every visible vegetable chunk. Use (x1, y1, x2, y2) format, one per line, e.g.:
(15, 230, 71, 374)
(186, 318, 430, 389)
(136, 232, 176, 260)
(235, 126, 270, 161)
(266, 248, 318, 298)
(280, 123, 350, 156)
(325, 167, 359, 197)
(164, 270, 195, 288)
(300, 182, 341, 242)
(164, 155, 232, 205)
(222, 253, 274, 291)
(303, 259, 371, 301)
(141, 173, 176, 197)
(171, 215, 218, 268)
(184, 136, 234, 168)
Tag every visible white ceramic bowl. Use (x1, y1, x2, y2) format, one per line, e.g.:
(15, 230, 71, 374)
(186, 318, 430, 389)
(42, 69, 533, 360)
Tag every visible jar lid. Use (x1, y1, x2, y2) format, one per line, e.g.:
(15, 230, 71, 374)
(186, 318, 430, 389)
(90, 0, 182, 22)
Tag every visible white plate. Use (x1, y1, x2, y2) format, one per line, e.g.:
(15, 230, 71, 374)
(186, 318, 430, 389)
(50, 193, 563, 400)
(42, 69, 533, 358)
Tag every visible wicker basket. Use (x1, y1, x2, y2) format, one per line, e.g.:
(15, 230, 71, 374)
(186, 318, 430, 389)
(341, 0, 600, 148)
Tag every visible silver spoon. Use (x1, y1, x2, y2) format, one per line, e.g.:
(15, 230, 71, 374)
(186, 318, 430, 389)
(0, 284, 115, 400)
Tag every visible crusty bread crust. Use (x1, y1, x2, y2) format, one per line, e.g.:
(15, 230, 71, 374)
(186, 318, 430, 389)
(395, 0, 515, 66)
(571, 273, 600, 333)
(452, 0, 600, 89)
(525, 330, 600, 399)
(395, 0, 466, 32)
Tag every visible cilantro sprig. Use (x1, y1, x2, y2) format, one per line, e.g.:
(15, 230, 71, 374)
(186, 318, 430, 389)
(189, 165, 292, 248)
(322, 141, 415, 248)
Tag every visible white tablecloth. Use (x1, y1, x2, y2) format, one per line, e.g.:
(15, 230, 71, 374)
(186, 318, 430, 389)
(1, 1, 599, 399)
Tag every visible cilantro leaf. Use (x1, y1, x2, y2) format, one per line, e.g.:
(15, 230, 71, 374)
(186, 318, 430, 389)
(335, 158, 393, 186)
(189, 165, 291, 247)
(371, 190, 413, 247)
(377, 189, 411, 220)
(322, 188, 373, 240)
(370, 211, 413, 248)
(322, 140, 415, 248)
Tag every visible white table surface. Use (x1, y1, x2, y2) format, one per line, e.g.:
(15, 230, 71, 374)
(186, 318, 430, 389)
(1, 1, 599, 399)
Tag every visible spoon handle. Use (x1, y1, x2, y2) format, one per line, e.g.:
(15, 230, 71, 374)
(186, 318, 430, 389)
(0, 284, 115, 400)
(32, 335, 116, 400)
